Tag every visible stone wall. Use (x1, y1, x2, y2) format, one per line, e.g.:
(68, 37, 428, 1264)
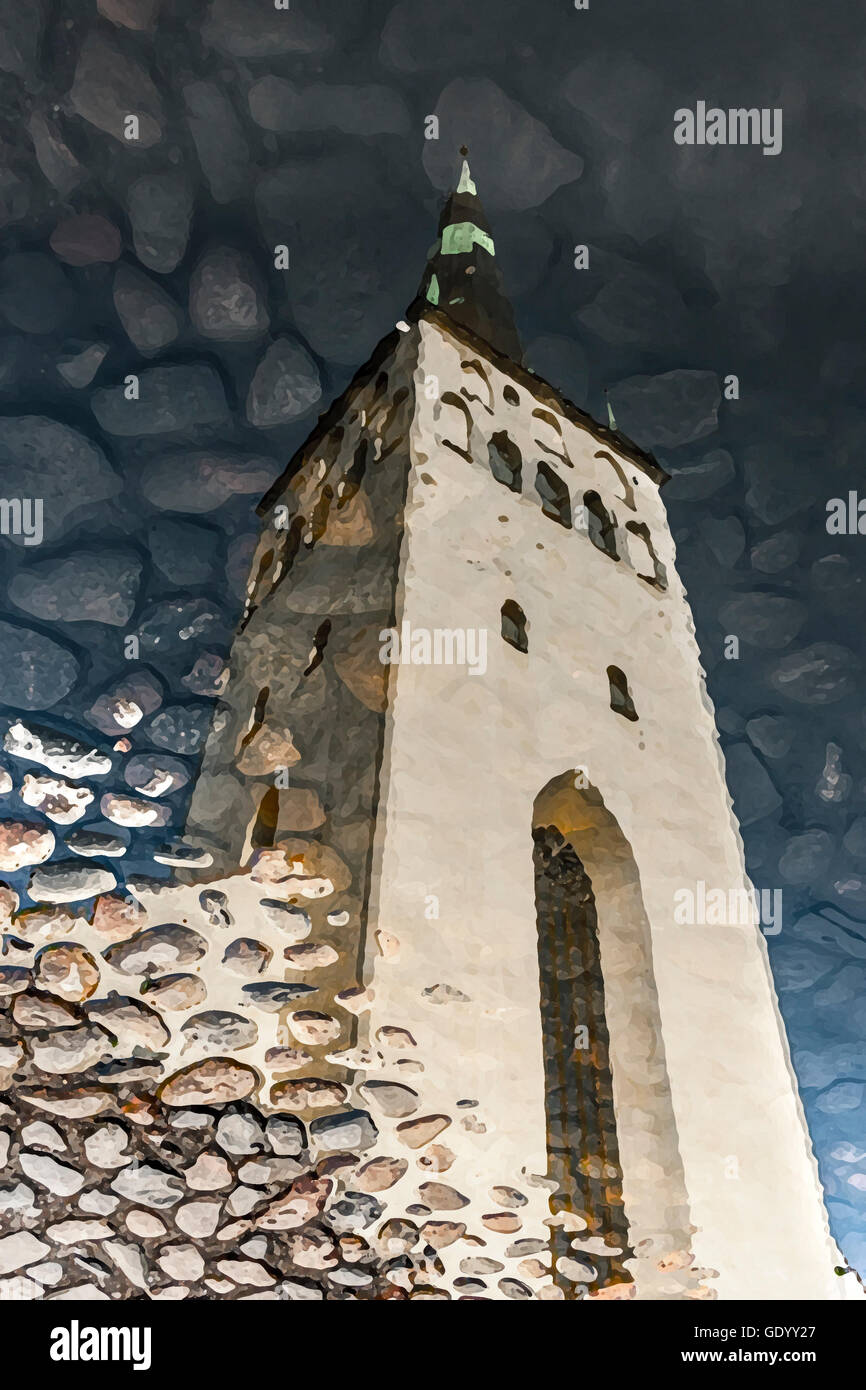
(0, 313, 849, 1300)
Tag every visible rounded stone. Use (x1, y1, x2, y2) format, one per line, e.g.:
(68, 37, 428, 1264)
(0, 966, 29, 997)
(91, 895, 148, 940)
(353, 1156, 408, 1193)
(20, 1120, 66, 1151)
(420, 1219, 465, 1250)
(396, 1115, 451, 1150)
(287, 1011, 341, 1046)
(258, 901, 311, 942)
(110, 1164, 185, 1209)
(127, 172, 193, 274)
(359, 1081, 419, 1119)
(222, 938, 272, 978)
(29, 861, 116, 905)
(124, 752, 190, 798)
(65, 829, 127, 858)
(113, 265, 183, 355)
(418, 1181, 469, 1211)
(158, 1244, 205, 1282)
(83, 1124, 131, 1169)
(19, 1151, 85, 1196)
(180, 1012, 258, 1054)
(14, 992, 81, 1030)
(35, 943, 100, 1002)
(175, 1200, 222, 1238)
(283, 942, 339, 970)
(49, 214, 122, 266)
(20, 1088, 111, 1119)
(141, 975, 208, 1011)
(270, 1078, 347, 1110)
(103, 924, 208, 976)
(490, 1185, 528, 1208)
(0, 820, 54, 871)
(241, 982, 317, 1012)
(246, 337, 322, 427)
(183, 1153, 233, 1192)
(189, 247, 269, 342)
(100, 793, 170, 829)
(309, 1109, 378, 1154)
(21, 774, 93, 826)
(264, 1114, 306, 1157)
(0, 622, 80, 710)
(481, 1211, 522, 1234)
(159, 1058, 258, 1108)
(124, 1209, 166, 1239)
(264, 1046, 313, 1071)
(216, 1111, 266, 1156)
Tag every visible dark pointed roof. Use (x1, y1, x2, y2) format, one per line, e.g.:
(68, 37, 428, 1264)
(408, 150, 523, 362)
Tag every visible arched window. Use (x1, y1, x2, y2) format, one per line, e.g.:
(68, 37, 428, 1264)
(460, 359, 494, 412)
(535, 462, 572, 528)
(488, 431, 522, 492)
(584, 491, 619, 560)
(607, 666, 638, 721)
(501, 599, 528, 653)
(626, 521, 667, 590)
(533, 407, 573, 470)
(437, 391, 474, 462)
(595, 450, 637, 511)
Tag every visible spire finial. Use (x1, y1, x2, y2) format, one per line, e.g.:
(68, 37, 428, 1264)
(408, 138, 523, 361)
(456, 148, 476, 197)
(605, 387, 617, 431)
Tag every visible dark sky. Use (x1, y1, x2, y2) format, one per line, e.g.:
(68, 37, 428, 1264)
(0, 0, 864, 1274)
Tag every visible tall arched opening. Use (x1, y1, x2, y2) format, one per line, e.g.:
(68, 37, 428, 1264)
(533, 772, 696, 1299)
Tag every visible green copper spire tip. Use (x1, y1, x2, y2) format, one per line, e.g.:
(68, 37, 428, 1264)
(409, 142, 522, 361)
(606, 393, 617, 430)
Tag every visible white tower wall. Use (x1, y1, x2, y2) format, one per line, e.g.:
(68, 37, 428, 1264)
(361, 318, 843, 1299)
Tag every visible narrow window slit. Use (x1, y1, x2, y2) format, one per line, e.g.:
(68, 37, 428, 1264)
(535, 462, 572, 527)
(251, 785, 280, 849)
(584, 492, 619, 560)
(607, 666, 638, 721)
(626, 520, 667, 590)
(304, 619, 332, 677)
(488, 431, 522, 492)
(501, 599, 529, 653)
(240, 686, 270, 750)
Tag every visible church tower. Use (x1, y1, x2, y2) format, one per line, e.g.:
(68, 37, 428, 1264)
(173, 154, 845, 1300)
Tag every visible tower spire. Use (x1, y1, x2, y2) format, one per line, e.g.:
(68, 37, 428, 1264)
(409, 147, 522, 362)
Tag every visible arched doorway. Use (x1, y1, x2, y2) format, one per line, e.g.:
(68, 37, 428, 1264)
(533, 773, 696, 1299)
(533, 823, 632, 1294)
